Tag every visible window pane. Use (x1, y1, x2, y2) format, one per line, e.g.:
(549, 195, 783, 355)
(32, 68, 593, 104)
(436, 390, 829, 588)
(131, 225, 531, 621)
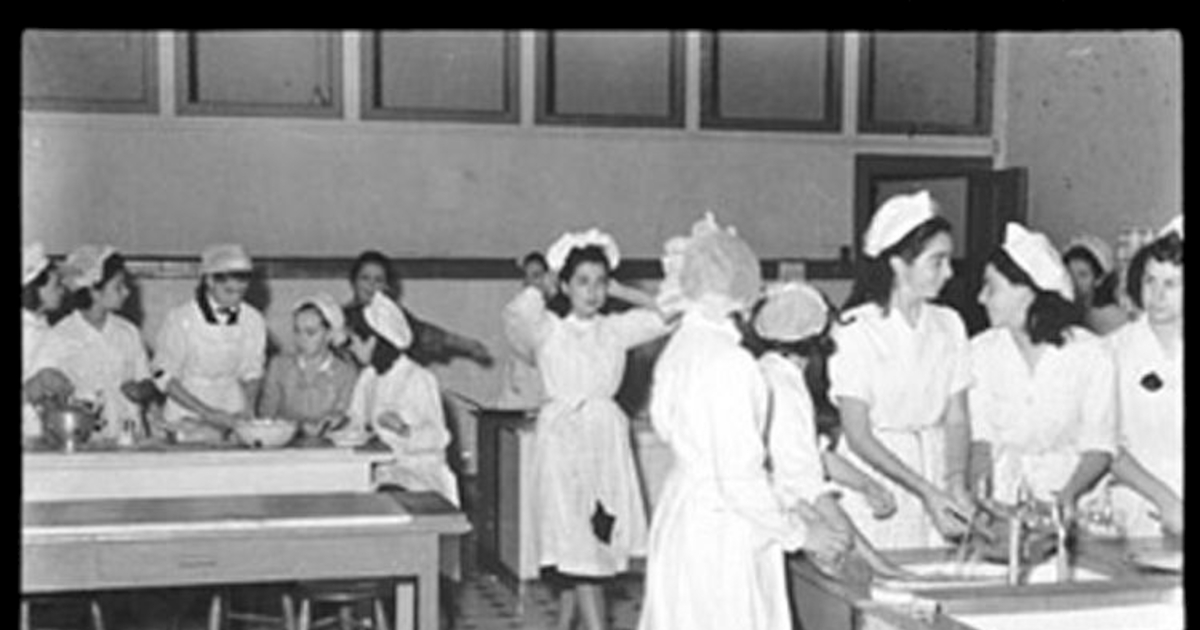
(715, 32, 829, 121)
(374, 31, 509, 113)
(23, 30, 154, 110)
(549, 31, 673, 118)
(186, 31, 338, 109)
(865, 32, 990, 133)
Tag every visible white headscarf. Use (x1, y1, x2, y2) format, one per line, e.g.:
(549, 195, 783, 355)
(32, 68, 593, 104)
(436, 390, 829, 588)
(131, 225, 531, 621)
(1158, 214, 1183, 241)
(545, 228, 621, 273)
(1001, 223, 1074, 301)
(293, 292, 347, 346)
(754, 281, 829, 343)
(1064, 234, 1115, 275)
(363, 291, 413, 351)
(863, 190, 938, 258)
(23, 242, 50, 287)
(200, 243, 253, 275)
(62, 244, 118, 291)
(658, 212, 761, 317)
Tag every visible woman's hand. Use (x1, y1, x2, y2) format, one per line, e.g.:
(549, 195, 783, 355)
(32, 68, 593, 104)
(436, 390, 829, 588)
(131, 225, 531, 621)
(378, 411, 411, 437)
(864, 480, 898, 520)
(1156, 496, 1184, 536)
(923, 487, 974, 539)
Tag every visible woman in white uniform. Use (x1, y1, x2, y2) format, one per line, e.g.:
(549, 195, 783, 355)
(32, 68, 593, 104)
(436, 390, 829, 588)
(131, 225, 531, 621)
(22, 242, 68, 439)
(495, 251, 561, 410)
(344, 291, 459, 506)
(828, 191, 975, 549)
(1062, 234, 1130, 335)
(29, 245, 154, 442)
(153, 244, 266, 443)
(638, 215, 850, 630)
(1106, 216, 1183, 536)
(505, 228, 668, 630)
(969, 223, 1117, 512)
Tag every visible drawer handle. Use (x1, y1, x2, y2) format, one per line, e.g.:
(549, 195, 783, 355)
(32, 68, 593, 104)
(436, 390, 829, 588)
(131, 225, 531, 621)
(177, 556, 219, 569)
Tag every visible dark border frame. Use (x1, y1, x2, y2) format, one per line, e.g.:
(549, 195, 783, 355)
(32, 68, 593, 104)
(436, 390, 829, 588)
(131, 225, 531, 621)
(22, 31, 159, 114)
(360, 30, 519, 124)
(700, 31, 843, 133)
(175, 31, 343, 119)
(535, 30, 685, 129)
(857, 32, 994, 136)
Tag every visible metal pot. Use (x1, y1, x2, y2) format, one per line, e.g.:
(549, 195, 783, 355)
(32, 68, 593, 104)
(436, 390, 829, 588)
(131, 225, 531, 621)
(41, 401, 103, 452)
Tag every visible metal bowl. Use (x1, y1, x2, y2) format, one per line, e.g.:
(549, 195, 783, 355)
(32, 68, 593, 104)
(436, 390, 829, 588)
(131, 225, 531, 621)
(41, 404, 102, 451)
(233, 418, 297, 449)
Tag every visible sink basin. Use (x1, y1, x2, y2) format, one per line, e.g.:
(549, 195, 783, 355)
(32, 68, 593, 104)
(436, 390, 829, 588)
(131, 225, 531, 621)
(879, 560, 1108, 589)
(954, 594, 1183, 630)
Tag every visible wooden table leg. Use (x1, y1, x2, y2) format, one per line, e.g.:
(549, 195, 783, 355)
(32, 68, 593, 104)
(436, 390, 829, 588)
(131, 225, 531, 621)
(21, 599, 30, 630)
(394, 581, 415, 630)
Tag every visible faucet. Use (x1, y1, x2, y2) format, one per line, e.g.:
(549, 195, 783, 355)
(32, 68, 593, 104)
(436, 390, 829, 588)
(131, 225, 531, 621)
(1006, 482, 1033, 585)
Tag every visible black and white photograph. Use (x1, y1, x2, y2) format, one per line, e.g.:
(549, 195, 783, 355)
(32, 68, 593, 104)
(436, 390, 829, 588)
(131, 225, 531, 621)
(21, 30, 1183, 630)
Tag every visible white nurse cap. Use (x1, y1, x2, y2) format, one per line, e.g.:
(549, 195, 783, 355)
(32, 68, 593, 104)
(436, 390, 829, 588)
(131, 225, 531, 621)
(658, 212, 762, 316)
(1001, 223, 1074, 302)
(1158, 214, 1183, 240)
(200, 243, 253, 275)
(754, 281, 830, 343)
(1064, 234, 1115, 275)
(63, 244, 118, 291)
(545, 227, 621, 273)
(22, 242, 50, 286)
(363, 291, 413, 351)
(293, 292, 347, 346)
(863, 190, 938, 258)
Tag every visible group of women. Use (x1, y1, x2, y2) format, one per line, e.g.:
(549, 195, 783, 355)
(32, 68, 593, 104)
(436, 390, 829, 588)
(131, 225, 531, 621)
(20, 245, 494, 506)
(21, 191, 1183, 630)
(494, 193, 1182, 630)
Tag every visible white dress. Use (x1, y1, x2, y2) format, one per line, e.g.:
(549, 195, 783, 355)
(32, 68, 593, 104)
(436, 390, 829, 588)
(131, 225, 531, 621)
(759, 352, 838, 509)
(638, 312, 808, 630)
(504, 286, 667, 577)
(1106, 317, 1182, 536)
(968, 326, 1118, 503)
(827, 302, 972, 549)
(29, 311, 152, 441)
(494, 289, 546, 409)
(153, 297, 266, 433)
(22, 309, 51, 438)
(346, 356, 459, 507)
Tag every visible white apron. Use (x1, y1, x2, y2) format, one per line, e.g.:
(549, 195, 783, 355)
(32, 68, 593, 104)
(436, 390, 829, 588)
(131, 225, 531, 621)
(162, 322, 253, 424)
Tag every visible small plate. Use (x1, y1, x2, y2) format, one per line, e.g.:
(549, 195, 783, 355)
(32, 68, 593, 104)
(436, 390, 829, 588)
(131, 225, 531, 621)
(1128, 549, 1183, 573)
(328, 431, 370, 447)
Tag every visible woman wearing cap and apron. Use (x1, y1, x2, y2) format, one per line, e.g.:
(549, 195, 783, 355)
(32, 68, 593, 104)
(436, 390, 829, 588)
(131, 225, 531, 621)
(28, 245, 154, 442)
(344, 292, 459, 505)
(152, 244, 266, 442)
(828, 191, 975, 550)
(969, 223, 1117, 515)
(1105, 216, 1183, 537)
(1063, 234, 1131, 336)
(22, 242, 68, 439)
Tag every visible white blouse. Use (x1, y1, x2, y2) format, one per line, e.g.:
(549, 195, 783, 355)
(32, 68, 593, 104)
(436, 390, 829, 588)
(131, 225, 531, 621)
(968, 326, 1118, 502)
(759, 352, 838, 509)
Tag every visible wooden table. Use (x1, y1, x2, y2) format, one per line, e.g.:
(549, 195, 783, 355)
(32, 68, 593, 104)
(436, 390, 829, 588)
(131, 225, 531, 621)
(22, 491, 470, 630)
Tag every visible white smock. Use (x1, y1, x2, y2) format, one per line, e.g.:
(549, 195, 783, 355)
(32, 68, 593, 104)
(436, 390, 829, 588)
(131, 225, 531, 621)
(968, 326, 1118, 503)
(153, 297, 266, 429)
(494, 289, 546, 410)
(504, 285, 667, 577)
(638, 312, 808, 630)
(827, 302, 971, 549)
(759, 352, 838, 509)
(346, 356, 459, 506)
(22, 309, 51, 438)
(1106, 316, 1182, 536)
(29, 311, 151, 440)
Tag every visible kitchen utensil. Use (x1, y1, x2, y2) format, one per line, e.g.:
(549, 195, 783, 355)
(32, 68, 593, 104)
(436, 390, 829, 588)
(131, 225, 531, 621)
(328, 428, 371, 447)
(40, 399, 103, 452)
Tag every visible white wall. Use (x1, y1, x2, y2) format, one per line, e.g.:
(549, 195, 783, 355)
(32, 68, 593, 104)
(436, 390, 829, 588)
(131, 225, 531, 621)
(1002, 31, 1182, 244)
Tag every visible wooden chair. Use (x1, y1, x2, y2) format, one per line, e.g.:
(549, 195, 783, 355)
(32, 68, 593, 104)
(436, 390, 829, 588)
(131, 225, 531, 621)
(294, 580, 389, 630)
(206, 586, 297, 630)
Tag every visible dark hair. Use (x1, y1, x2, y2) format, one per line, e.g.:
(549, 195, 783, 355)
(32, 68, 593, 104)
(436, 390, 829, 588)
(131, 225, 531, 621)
(294, 302, 330, 329)
(989, 248, 1082, 346)
(22, 264, 56, 312)
(558, 245, 611, 284)
(1062, 246, 1119, 307)
(349, 250, 399, 300)
(843, 216, 953, 313)
(521, 251, 548, 270)
(344, 303, 401, 374)
(1126, 231, 1184, 309)
(66, 253, 127, 312)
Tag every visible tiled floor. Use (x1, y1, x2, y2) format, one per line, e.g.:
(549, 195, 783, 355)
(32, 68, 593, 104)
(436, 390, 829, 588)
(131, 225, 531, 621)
(451, 573, 644, 630)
